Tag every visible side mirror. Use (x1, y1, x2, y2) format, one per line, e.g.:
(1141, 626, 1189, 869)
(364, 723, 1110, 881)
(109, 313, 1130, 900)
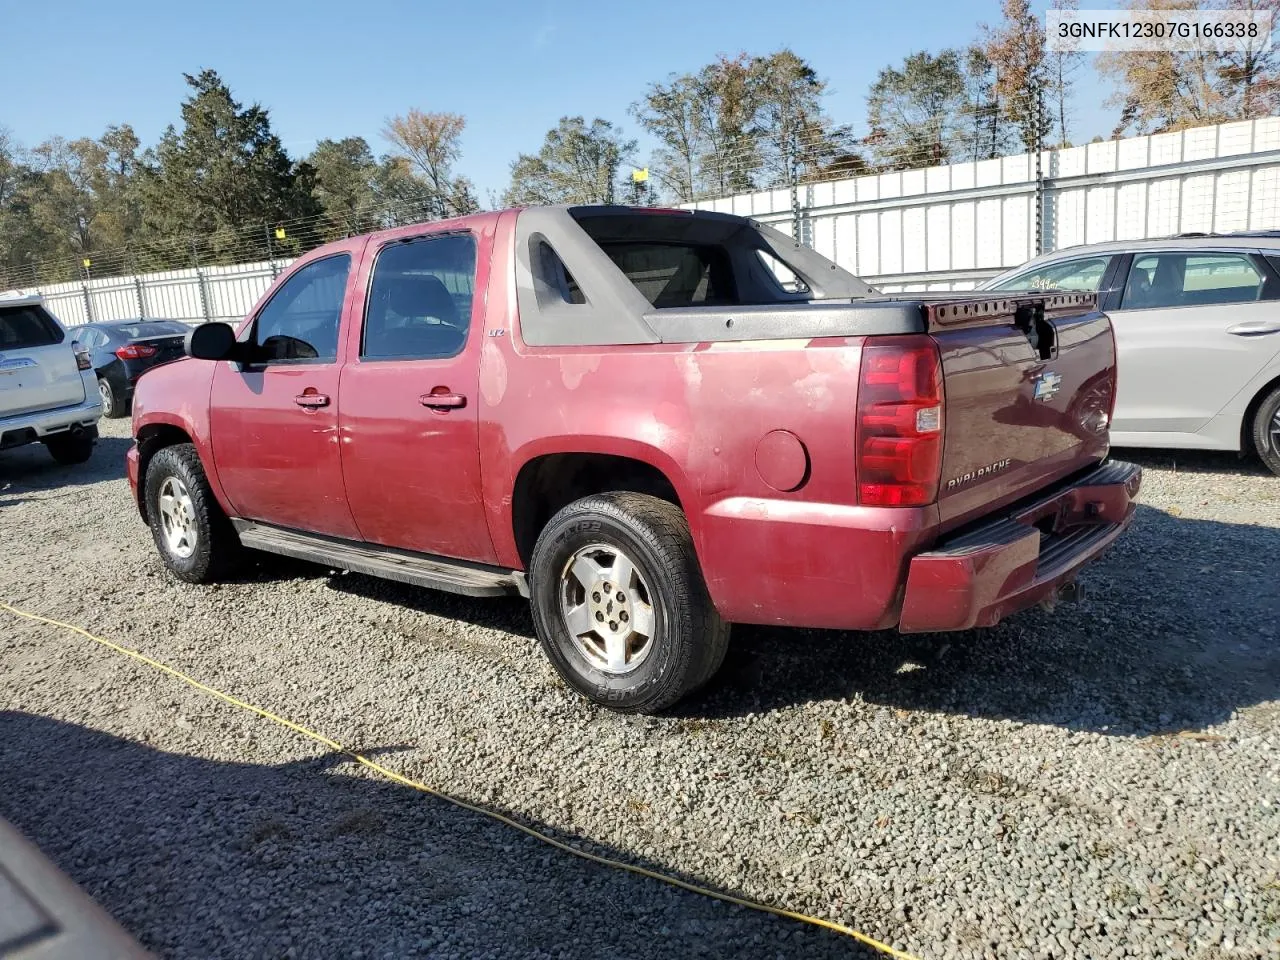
(185, 322, 238, 362)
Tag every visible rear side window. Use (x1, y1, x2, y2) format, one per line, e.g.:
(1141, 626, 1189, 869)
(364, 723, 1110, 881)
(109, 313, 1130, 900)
(756, 249, 811, 295)
(596, 242, 736, 308)
(253, 254, 351, 362)
(989, 256, 1113, 293)
(363, 234, 476, 360)
(1122, 253, 1263, 309)
(0, 306, 64, 349)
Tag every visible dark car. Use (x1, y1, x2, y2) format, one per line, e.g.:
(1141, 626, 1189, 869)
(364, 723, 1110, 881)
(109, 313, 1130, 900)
(75, 319, 191, 418)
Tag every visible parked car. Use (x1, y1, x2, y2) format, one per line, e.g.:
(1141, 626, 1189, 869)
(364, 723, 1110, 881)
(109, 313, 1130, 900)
(980, 232, 1280, 475)
(126, 205, 1141, 712)
(0, 294, 101, 464)
(73, 318, 191, 418)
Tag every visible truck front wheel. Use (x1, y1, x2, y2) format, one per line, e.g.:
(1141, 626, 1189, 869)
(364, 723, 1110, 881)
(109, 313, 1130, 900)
(528, 492, 730, 713)
(144, 443, 240, 583)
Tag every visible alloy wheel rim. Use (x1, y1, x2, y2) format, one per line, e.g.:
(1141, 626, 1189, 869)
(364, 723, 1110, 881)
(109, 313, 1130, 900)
(558, 543, 656, 675)
(157, 476, 198, 559)
(98, 381, 112, 413)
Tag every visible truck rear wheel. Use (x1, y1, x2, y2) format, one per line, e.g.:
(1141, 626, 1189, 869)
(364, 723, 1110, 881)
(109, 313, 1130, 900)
(144, 443, 239, 583)
(528, 492, 730, 713)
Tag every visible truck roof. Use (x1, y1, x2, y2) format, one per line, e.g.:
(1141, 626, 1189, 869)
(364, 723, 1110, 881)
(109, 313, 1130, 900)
(301, 204, 773, 261)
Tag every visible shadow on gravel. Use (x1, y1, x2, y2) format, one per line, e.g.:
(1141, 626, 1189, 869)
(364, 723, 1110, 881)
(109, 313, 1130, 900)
(327, 571, 538, 639)
(0, 435, 132, 505)
(269, 500, 1279, 739)
(0, 711, 877, 960)
(679, 504, 1280, 736)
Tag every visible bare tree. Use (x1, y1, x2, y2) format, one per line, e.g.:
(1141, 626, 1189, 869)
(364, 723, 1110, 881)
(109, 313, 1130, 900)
(382, 109, 478, 217)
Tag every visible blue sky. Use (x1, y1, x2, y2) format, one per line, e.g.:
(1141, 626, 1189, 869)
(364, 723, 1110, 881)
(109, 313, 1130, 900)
(2, 0, 1116, 201)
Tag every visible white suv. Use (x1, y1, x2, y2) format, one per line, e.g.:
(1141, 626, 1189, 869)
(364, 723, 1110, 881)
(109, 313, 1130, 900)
(0, 294, 103, 465)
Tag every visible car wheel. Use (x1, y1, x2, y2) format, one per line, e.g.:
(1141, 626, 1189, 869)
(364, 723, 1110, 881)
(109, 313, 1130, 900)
(1251, 384, 1280, 477)
(144, 443, 239, 583)
(528, 492, 730, 713)
(44, 432, 95, 465)
(97, 378, 124, 419)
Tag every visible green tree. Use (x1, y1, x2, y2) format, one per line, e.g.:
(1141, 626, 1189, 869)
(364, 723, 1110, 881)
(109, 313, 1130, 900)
(140, 69, 318, 265)
(373, 154, 443, 227)
(630, 72, 705, 201)
(502, 117, 635, 206)
(962, 47, 1014, 160)
(308, 137, 382, 238)
(23, 137, 104, 261)
(0, 130, 49, 284)
(1216, 0, 1280, 118)
(1102, 0, 1280, 134)
(1046, 0, 1085, 146)
(867, 50, 969, 169)
(694, 53, 762, 196)
(751, 49, 850, 182)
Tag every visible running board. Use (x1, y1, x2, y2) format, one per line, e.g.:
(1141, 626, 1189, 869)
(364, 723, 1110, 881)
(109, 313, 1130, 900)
(231, 520, 527, 599)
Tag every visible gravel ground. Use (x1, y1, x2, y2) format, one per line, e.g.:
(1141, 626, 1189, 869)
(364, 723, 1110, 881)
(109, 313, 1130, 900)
(1, 419, 1278, 960)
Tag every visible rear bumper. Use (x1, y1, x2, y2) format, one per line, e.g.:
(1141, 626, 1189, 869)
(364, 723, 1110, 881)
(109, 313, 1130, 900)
(0, 396, 102, 450)
(898, 460, 1142, 632)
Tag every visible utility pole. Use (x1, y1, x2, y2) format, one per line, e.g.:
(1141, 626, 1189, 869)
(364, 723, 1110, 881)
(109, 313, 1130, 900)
(192, 239, 211, 323)
(790, 127, 803, 244)
(1034, 79, 1047, 256)
(80, 258, 95, 324)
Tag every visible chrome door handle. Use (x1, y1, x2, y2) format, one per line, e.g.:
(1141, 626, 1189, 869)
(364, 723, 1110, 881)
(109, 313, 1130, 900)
(294, 393, 330, 408)
(1227, 320, 1280, 336)
(420, 392, 466, 410)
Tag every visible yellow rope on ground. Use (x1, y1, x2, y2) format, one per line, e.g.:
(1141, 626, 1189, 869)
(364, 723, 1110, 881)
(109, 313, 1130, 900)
(1, 600, 924, 960)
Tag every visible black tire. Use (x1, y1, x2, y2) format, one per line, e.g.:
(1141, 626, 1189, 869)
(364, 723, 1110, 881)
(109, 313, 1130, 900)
(528, 492, 730, 713)
(1251, 384, 1280, 477)
(44, 432, 95, 465)
(98, 377, 126, 419)
(144, 443, 239, 583)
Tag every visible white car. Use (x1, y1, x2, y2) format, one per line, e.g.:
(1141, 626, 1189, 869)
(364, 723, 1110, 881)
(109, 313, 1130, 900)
(0, 294, 103, 465)
(981, 232, 1280, 475)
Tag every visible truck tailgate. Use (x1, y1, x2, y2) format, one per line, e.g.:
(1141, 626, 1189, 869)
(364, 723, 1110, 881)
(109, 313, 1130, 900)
(924, 293, 1115, 532)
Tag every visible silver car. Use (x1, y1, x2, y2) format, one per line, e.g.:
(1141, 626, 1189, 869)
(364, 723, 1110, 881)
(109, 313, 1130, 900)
(981, 232, 1280, 475)
(0, 294, 103, 464)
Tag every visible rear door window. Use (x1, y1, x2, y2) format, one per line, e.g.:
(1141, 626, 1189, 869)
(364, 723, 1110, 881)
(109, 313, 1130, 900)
(0, 306, 65, 349)
(1122, 253, 1264, 309)
(362, 234, 476, 360)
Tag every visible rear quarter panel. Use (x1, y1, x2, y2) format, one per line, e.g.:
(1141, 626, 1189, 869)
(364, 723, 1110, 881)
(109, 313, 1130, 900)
(478, 213, 935, 627)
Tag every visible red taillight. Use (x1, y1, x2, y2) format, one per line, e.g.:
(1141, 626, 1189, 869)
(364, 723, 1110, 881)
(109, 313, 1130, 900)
(856, 336, 944, 507)
(116, 343, 157, 360)
(71, 340, 92, 371)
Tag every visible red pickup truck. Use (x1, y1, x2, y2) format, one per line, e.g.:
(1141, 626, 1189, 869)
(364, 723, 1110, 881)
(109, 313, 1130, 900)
(127, 205, 1141, 712)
